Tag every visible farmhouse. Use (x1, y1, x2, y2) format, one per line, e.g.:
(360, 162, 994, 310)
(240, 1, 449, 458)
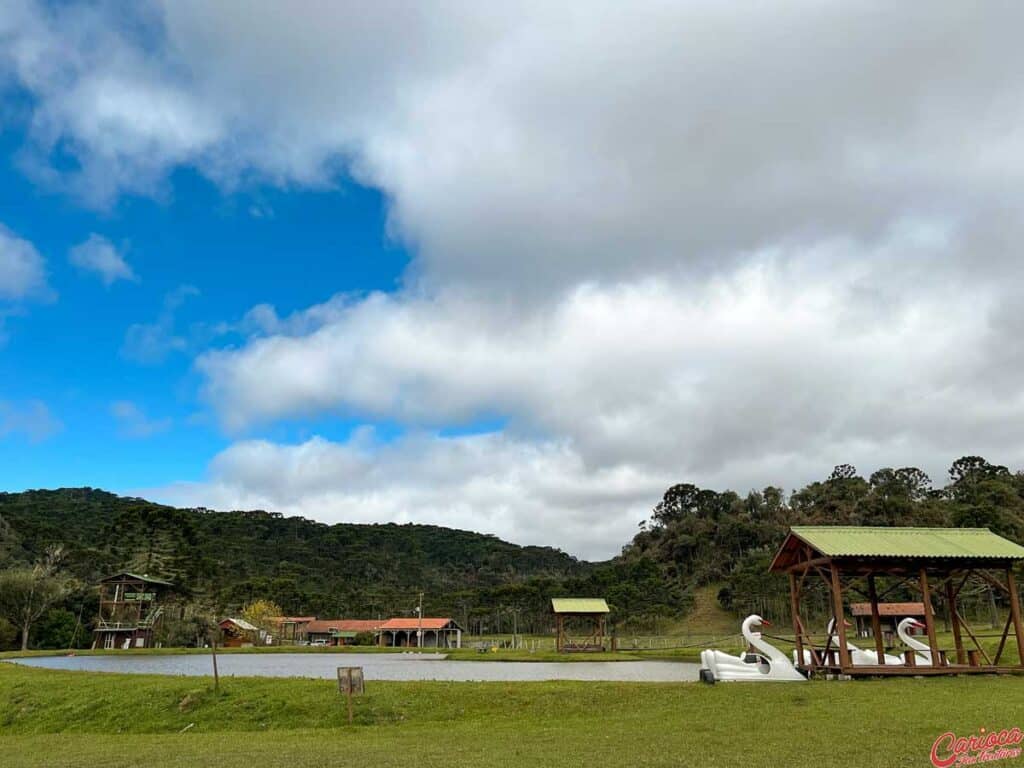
(92, 572, 174, 650)
(377, 617, 463, 648)
(305, 619, 381, 646)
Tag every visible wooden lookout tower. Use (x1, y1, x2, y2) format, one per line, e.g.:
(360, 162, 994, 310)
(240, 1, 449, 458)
(552, 598, 610, 652)
(92, 572, 173, 650)
(770, 526, 1024, 676)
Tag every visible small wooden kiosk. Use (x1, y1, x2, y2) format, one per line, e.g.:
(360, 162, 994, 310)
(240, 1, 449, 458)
(770, 526, 1024, 676)
(552, 598, 610, 652)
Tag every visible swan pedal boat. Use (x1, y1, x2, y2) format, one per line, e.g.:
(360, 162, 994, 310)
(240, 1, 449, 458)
(792, 617, 929, 667)
(700, 615, 806, 682)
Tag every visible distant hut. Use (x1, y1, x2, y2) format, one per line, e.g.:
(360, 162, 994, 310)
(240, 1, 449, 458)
(219, 617, 262, 648)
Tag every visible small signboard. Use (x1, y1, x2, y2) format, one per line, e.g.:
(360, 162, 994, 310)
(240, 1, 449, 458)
(337, 666, 364, 724)
(337, 666, 365, 695)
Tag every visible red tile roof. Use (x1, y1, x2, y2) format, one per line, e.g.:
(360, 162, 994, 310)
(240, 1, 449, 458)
(850, 602, 925, 617)
(305, 619, 382, 634)
(378, 618, 458, 631)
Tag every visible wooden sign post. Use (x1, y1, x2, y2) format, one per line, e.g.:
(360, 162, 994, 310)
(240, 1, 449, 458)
(337, 666, 365, 724)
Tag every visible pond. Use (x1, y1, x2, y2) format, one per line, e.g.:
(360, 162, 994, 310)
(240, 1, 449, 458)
(9, 653, 702, 682)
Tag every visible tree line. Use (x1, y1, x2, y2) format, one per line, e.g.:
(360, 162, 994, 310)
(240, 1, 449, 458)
(2, 457, 1023, 649)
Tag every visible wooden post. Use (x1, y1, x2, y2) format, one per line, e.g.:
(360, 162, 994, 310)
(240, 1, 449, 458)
(919, 569, 940, 667)
(210, 634, 219, 690)
(866, 574, 885, 665)
(788, 572, 804, 666)
(1006, 568, 1024, 667)
(944, 577, 965, 665)
(829, 563, 850, 669)
(346, 667, 354, 724)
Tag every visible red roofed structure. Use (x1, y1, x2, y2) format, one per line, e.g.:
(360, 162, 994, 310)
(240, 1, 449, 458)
(377, 617, 463, 648)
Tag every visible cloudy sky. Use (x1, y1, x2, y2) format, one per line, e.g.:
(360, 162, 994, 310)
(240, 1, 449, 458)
(1, 1, 1023, 558)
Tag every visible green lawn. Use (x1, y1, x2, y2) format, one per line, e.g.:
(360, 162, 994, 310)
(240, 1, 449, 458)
(2, 663, 1023, 767)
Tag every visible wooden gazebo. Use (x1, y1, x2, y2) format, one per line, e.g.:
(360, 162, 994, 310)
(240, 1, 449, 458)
(769, 526, 1024, 676)
(552, 598, 610, 652)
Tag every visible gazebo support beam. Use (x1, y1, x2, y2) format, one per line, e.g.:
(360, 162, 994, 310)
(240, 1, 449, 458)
(788, 572, 805, 665)
(829, 563, 850, 669)
(943, 577, 966, 665)
(866, 574, 885, 665)
(1006, 568, 1024, 667)
(919, 569, 940, 667)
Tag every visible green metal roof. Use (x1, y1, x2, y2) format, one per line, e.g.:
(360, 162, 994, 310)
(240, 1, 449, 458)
(790, 526, 1024, 560)
(551, 598, 610, 614)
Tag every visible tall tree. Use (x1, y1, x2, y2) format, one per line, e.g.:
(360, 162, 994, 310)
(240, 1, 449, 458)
(0, 546, 73, 651)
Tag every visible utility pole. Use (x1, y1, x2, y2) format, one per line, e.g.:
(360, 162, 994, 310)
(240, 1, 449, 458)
(416, 591, 424, 649)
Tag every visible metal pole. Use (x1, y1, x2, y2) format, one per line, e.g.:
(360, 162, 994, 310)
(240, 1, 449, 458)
(417, 591, 424, 648)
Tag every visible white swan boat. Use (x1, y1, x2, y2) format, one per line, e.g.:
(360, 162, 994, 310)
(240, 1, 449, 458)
(700, 614, 806, 682)
(794, 618, 904, 666)
(896, 617, 932, 665)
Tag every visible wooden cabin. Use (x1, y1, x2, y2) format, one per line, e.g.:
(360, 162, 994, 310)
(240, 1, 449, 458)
(219, 617, 262, 648)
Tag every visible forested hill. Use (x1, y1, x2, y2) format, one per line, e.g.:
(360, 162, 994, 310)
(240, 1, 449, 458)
(0, 488, 595, 622)
(0, 488, 682, 637)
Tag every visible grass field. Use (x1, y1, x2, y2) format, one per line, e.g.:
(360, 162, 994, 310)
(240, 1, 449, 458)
(2, 662, 1023, 767)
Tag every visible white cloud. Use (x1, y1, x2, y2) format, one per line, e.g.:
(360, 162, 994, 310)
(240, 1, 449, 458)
(110, 400, 171, 438)
(151, 430, 659, 559)
(0, 224, 49, 301)
(0, 399, 62, 442)
(69, 234, 137, 285)
(8, 2, 1024, 554)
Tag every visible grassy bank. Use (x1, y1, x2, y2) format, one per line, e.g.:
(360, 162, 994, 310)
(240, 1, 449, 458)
(2, 663, 1023, 767)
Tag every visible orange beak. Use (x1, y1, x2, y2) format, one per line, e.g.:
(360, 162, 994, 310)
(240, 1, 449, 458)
(760, 619, 773, 628)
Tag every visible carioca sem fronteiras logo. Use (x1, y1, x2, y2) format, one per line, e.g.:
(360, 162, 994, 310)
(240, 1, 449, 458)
(930, 727, 1023, 767)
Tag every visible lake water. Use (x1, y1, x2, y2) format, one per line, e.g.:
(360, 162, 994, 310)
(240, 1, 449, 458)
(9, 653, 701, 682)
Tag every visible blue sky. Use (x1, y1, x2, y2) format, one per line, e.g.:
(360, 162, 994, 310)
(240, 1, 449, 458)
(0, 128, 408, 490)
(2, 2, 1023, 558)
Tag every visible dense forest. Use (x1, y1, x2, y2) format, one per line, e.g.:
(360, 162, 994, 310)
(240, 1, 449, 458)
(2, 455, 1023, 649)
(0, 487, 680, 647)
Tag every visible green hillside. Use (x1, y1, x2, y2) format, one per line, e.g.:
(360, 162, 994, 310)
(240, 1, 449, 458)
(0, 488, 681, 645)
